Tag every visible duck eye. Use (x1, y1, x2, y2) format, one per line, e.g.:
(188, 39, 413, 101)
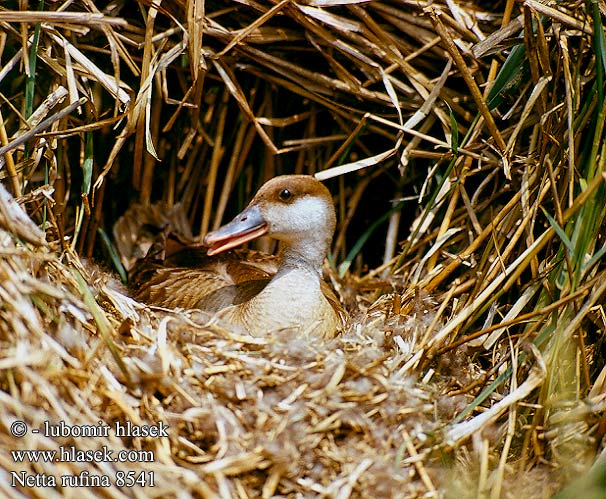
(279, 189, 292, 201)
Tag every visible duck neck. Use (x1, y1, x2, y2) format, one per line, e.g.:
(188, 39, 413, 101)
(277, 237, 329, 277)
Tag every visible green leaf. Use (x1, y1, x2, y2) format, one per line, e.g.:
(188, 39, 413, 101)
(98, 228, 128, 284)
(541, 207, 574, 256)
(446, 102, 459, 155)
(82, 132, 94, 196)
(338, 201, 404, 277)
(486, 43, 527, 110)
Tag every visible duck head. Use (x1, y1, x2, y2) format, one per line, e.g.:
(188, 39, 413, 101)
(203, 175, 336, 272)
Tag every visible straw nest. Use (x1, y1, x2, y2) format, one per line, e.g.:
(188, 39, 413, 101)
(1, 1, 605, 498)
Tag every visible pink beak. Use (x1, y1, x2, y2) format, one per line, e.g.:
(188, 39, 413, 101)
(203, 204, 268, 256)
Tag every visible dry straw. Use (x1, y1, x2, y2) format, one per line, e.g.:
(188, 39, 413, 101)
(0, 0, 605, 497)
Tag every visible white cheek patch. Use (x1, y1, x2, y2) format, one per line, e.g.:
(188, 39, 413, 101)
(271, 197, 329, 233)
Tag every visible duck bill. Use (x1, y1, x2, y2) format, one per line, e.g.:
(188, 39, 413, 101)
(203, 204, 268, 256)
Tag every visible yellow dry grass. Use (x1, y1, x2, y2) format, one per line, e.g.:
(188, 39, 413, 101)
(0, 1, 605, 498)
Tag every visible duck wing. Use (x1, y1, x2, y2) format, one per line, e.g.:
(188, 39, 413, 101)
(131, 248, 276, 311)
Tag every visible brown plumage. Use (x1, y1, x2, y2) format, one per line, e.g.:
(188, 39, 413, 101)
(117, 175, 346, 338)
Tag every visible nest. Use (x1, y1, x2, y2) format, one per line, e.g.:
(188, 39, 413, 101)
(1, 1, 605, 498)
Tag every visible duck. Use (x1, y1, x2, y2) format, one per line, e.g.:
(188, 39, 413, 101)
(121, 175, 345, 338)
